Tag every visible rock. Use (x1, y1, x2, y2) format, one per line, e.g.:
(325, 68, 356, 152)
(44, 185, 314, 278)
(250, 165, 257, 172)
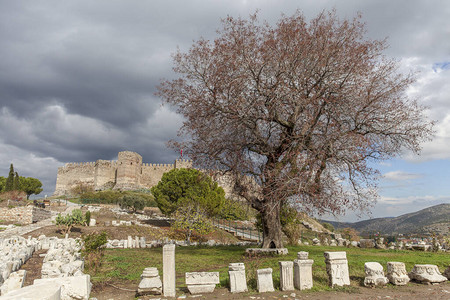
(185, 272, 219, 294)
(0, 270, 26, 295)
(312, 238, 321, 246)
(363, 262, 388, 287)
(386, 262, 410, 285)
(228, 263, 247, 293)
(0, 281, 61, 299)
(257, 268, 274, 293)
(89, 219, 96, 226)
(359, 239, 375, 248)
(350, 241, 358, 247)
(245, 248, 288, 256)
(409, 264, 447, 283)
(443, 265, 450, 280)
(34, 274, 92, 300)
(324, 252, 350, 287)
(138, 267, 162, 295)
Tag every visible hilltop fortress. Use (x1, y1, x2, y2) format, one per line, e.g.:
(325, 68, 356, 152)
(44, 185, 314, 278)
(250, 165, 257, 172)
(54, 151, 233, 196)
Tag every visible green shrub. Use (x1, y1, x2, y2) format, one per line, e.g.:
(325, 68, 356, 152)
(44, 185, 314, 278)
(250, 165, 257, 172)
(218, 199, 250, 220)
(55, 208, 86, 235)
(82, 231, 108, 274)
(117, 195, 146, 212)
(321, 222, 335, 232)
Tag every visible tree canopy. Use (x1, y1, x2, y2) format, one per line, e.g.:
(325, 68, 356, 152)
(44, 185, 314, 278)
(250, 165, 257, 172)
(19, 177, 43, 199)
(1, 164, 43, 199)
(151, 168, 226, 217)
(158, 11, 433, 248)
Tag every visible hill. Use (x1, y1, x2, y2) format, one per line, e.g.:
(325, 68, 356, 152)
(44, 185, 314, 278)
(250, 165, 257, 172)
(321, 203, 450, 236)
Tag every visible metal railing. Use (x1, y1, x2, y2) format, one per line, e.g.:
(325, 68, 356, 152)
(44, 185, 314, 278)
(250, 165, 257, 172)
(212, 218, 262, 243)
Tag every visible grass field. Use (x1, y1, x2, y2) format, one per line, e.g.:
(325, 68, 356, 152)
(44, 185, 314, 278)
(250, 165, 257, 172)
(88, 245, 450, 293)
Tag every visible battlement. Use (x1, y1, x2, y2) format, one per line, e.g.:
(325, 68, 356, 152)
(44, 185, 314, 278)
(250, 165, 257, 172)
(62, 162, 96, 168)
(142, 163, 174, 168)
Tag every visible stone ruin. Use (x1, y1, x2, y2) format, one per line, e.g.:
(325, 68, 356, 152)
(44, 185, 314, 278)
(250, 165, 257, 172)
(137, 267, 162, 295)
(228, 263, 247, 293)
(363, 262, 388, 287)
(0, 235, 91, 300)
(185, 272, 219, 294)
(294, 251, 314, 290)
(324, 251, 350, 287)
(409, 264, 448, 284)
(386, 262, 410, 285)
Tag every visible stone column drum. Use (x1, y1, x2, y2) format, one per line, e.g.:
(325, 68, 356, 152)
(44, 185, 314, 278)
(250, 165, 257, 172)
(279, 261, 294, 291)
(294, 251, 314, 290)
(257, 268, 275, 293)
(324, 251, 350, 287)
(229, 263, 247, 293)
(163, 244, 176, 297)
(386, 262, 410, 285)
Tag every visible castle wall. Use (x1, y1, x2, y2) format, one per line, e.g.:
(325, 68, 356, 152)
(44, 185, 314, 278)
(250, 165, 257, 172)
(94, 160, 117, 191)
(53, 151, 236, 198)
(54, 162, 95, 196)
(140, 163, 174, 188)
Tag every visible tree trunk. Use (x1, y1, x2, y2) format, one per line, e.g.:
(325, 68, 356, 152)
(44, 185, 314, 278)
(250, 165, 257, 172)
(260, 199, 283, 248)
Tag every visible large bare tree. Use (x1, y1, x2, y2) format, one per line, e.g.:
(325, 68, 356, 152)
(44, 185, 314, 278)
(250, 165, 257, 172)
(159, 11, 433, 248)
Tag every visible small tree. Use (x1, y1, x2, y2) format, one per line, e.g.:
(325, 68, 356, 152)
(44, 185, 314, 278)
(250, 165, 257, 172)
(171, 203, 214, 244)
(19, 177, 43, 199)
(151, 168, 226, 217)
(82, 231, 108, 274)
(5, 164, 14, 192)
(55, 209, 86, 235)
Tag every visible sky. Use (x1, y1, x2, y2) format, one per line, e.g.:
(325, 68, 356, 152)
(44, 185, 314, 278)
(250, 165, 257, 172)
(1, 0, 449, 222)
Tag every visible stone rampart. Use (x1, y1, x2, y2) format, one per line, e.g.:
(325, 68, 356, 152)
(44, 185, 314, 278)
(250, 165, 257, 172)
(54, 162, 95, 195)
(0, 206, 51, 225)
(53, 151, 238, 197)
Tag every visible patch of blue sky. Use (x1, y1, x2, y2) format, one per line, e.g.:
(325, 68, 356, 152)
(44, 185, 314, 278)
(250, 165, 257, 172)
(373, 158, 450, 198)
(432, 61, 450, 72)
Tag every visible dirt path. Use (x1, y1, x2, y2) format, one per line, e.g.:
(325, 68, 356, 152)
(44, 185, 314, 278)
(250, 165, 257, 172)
(19, 249, 47, 286)
(89, 281, 450, 300)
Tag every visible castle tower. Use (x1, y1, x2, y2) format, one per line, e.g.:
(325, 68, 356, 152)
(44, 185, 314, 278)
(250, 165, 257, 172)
(114, 151, 142, 190)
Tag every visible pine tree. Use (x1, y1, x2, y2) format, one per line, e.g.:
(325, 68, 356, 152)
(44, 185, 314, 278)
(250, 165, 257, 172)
(5, 164, 14, 191)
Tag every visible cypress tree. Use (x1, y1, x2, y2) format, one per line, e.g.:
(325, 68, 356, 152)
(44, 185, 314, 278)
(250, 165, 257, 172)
(13, 172, 20, 190)
(5, 163, 14, 191)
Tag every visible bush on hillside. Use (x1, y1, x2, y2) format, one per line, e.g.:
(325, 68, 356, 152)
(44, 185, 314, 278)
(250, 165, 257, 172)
(321, 222, 335, 232)
(79, 190, 156, 206)
(118, 195, 147, 212)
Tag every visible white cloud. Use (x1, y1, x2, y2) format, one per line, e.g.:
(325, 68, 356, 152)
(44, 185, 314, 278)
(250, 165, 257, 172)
(383, 171, 422, 181)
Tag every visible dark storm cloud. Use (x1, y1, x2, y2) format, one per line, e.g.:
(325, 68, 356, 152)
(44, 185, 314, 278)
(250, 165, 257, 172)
(0, 0, 449, 206)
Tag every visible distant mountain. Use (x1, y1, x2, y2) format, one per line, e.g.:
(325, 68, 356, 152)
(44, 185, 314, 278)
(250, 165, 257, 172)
(321, 203, 450, 236)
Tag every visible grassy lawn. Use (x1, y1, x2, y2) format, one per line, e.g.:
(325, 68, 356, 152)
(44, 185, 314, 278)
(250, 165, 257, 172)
(88, 245, 449, 294)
